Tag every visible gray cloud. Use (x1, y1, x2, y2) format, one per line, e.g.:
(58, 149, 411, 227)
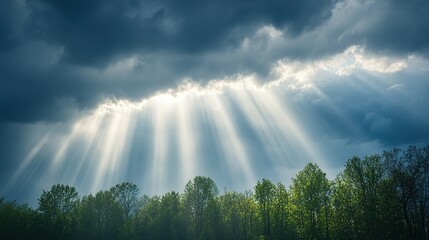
(1, 0, 429, 125)
(29, 0, 335, 67)
(284, 67, 429, 149)
(364, 0, 429, 55)
(1, 0, 337, 123)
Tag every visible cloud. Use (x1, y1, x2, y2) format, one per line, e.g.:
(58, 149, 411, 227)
(1, 0, 429, 126)
(28, 0, 336, 67)
(363, 0, 429, 55)
(268, 46, 429, 146)
(0, 0, 336, 123)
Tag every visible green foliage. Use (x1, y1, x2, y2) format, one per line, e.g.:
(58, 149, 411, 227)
(38, 184, 79, 240)
(342, 155, 387, 240)
(254, 179, 276, 238)
(183, 176, 220, 240)
(219, 191, 243, 240)
(0, 198, 40, 240)
(1, 145, 429, 240)
(159, 191, 185, 240)
(272, 183, 293, 239)
(384, 146, 429, 240)
(76, 191, 124, 240)
(110, 182, 140, 219)
(134, 196, 162, 240)
(290, 163, 331, 240)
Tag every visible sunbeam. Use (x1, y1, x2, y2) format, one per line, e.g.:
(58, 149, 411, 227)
(150, 95, 175, 194)
(253, 90, 326, 166)
(231, 88, 292, 167)
(5, 130, 53, 194)
(177, 97, 197, 184)
(91, 111, 135, 191)
(4, 45, 427, 202)
(204, 94, 256, 188)
(3, 1, 429, 238)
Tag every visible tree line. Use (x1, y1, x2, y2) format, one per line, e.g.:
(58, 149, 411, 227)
(1, 145, 428, 240)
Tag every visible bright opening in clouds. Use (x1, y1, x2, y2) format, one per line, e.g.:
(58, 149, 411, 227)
(1, 0, 429, 205)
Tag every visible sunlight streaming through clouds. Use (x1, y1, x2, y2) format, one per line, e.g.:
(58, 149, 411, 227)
(4, 45, 428, 199)
(5, 130, 52, 194)
(204, 95, 255, 188)
(177, 98, 197, 184)
(150, 95, 174, 194)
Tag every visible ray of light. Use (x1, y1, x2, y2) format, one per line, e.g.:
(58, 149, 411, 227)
(230, 88, 291, 167)
(249, 89, 327, 168)
(150, 94, 175, 194)
(49, 115, 98, 168)
(204, 94, 255, 188)
(9, 45, 421, 200)
(66, 114, 105, 185)
(91, 110, 135, 191)
(5, 129, 53, 193)
(177, 97, 197, 184)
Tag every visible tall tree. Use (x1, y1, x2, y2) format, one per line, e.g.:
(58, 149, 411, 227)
(76, 191, 124, 240)
(110, 182, 140, 219)
(159, 191, 186, 240)
(219, 191, 243, 240)
(183, 176, 219, 240)
(331, 172, 359, 240)
(134, 196, 161, 240)
(384, 146, 429, 240)
(272, 182, 292, 239)
(0, 198, 40, 240)
(342, 155, 390, 240)
(289, 163, 331, 240)
(239, 191, 258, 240)
(254, 178, 276, 238)
(38, 184, 79, 240)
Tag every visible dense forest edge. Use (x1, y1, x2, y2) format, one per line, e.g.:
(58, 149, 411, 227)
(1, 145, 428, 240)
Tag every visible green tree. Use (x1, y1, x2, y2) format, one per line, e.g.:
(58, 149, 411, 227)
(384, 146, 429, 240)
(331, 172, 359, 240)
(254, 178, 276, 238)
(272, 182, 293, 239)
(239, 191, 259, 240)
(341, 155, 394, 240)
(110, 182, 140, 219)
(0, 198, 40, 240)
(2, 145, 429, 240)
(289, 163, 331, 240)
(134, 196, 161, 240)
(219, 190, 243, 240)
(38, 184, 79, 240)
(159, 191, 185, 240)
(183, 176, 219, 240)
(76, 190, 124, 240)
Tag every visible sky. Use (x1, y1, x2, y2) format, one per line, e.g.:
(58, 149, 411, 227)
(1, 0, 429, 206)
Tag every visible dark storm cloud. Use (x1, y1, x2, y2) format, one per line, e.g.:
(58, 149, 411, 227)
(0, 1, 21, 50)
(2, 0, 429, 125)
(269, 0, 429, 60)
(1, 0, 336, 123)
(364, 0, 429, 56)
(30, 0, 335, 66)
